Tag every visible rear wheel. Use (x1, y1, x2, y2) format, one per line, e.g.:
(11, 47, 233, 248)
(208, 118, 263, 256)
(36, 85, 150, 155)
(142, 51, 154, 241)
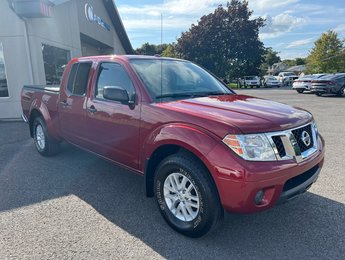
(33, 117, 60, 156)
(297, 89, 304, 93)
(154, 153, 223, 237)
(315, 92, 322, 96)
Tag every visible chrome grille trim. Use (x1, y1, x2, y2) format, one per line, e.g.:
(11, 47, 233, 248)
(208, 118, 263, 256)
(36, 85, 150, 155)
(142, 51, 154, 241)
(265, 122, 318, 163)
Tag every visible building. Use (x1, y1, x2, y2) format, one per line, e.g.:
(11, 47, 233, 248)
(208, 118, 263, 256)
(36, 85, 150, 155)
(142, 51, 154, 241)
(0, 0, 133, 119)
(286, 65, 306, 75)
(267, 62, 289, 75)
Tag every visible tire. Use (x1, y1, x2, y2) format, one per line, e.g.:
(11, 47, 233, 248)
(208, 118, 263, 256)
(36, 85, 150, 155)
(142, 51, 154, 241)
(337, 86, 345, 97)
(154, 153, 223, 237)
(297, 89, 304, 93)
(32, 117, 60, 156)
(315, 92, 322, 96)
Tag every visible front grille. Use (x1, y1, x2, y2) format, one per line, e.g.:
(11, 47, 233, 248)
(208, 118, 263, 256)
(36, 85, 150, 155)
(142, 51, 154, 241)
(291, 124, 314, 153)
(272, 136, 286, 157)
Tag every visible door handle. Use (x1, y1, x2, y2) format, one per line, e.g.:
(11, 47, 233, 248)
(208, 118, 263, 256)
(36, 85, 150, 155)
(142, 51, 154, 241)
(87, 105, 97, 113)
(60, 100, 69, 107)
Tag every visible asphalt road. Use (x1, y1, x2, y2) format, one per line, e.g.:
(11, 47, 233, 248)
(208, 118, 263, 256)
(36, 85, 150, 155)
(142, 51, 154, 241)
(0, 88, 344, 259)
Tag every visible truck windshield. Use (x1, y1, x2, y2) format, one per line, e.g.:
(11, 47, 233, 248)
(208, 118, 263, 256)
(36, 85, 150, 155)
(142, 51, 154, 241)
(129, 59, 232, 101)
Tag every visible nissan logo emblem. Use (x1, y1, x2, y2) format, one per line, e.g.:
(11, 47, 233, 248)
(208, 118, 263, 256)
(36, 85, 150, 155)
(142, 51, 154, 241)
(85, 3, 95, 22)
(301, 131, 311, 147)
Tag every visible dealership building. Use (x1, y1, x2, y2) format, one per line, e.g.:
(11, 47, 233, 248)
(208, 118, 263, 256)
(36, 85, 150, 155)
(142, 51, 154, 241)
(0, 0, 133, 119)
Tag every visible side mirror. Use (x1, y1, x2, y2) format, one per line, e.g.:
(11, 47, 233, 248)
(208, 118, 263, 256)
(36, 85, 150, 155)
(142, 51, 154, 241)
(103, 86, 130, 104)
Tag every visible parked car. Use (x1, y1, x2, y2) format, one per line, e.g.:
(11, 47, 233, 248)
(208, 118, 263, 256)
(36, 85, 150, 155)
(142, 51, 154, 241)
(240, 76, 261, 88)
(311, 73, 345, 96)
(21, 55, 325, 237)
(262, 75, 280, 88)
(292, 74, 327, 93)
(277, 72, 299, 86)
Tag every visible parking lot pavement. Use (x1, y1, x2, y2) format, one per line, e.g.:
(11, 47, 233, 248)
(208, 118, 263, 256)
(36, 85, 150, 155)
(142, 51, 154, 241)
(0, 88, 344, 259)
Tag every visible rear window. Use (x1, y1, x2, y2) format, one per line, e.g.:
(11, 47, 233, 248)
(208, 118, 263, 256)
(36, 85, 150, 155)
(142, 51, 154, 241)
(66, 62, 92, 95)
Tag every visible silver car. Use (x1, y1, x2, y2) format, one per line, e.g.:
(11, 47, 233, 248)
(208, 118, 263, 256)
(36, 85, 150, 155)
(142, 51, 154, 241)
(263, 75, 280, 88)
(292, 74, 326, 93)
(311, 73, 345, 97)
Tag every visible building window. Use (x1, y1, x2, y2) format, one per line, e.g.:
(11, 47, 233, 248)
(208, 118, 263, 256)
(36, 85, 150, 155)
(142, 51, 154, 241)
(0, 43, 9, 98)
(42, 44, 70, 85)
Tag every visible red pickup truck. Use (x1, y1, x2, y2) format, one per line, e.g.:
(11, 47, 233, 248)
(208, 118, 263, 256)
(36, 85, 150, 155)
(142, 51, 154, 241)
(21, 55, 325, 237)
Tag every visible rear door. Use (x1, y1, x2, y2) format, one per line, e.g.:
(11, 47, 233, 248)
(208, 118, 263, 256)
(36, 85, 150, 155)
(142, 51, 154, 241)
(85, 62, 141, 170)
(59, 62, 92, 144)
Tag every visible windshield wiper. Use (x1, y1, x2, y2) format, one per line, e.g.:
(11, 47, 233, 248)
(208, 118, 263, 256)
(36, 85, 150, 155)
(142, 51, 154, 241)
(155, 91, 228, 100)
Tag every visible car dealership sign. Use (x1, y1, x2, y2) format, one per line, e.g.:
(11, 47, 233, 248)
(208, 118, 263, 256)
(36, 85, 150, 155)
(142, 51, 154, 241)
(84, 3, 110, 31)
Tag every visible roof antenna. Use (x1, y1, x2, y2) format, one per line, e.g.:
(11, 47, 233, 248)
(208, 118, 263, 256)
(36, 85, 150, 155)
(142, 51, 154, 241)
(160, 13, 163, 101)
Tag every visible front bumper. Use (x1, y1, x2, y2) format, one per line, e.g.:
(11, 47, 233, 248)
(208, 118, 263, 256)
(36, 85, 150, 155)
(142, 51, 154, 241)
(292, 84, 310, 90)
(205, 135, 325, 213)
(311, 85, 341, 94)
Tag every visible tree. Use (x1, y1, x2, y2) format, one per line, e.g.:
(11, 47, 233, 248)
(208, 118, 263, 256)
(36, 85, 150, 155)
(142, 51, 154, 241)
(135, 43, 169, 56)
(176, 0, 265, 80)
(282, 59, 296, 67)
(260, 47, 281, 75)
(263, 47, 281, 67)
(295, 57, 306, 65)
(161, 44, 179, 58)
(281, 58, 306, 67)
(306, 30, 344, 73)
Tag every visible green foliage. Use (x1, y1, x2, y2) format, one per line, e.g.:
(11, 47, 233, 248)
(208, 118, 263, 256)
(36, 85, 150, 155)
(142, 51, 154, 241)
(280, 58, 306, 69)
(135, 43, 169, 56)
(263, 47, 281, 66)
(175, 0, 265, 80)
(260, 47, 281, 75)
(295, 57, 306, 65)
(161, 44, 179, 58)
(306, 30, 345, 73)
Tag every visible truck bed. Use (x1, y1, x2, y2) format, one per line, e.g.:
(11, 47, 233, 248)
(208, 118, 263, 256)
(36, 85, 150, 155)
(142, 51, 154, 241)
(23, 85, 60, 93)
(21, 85, 60, 125)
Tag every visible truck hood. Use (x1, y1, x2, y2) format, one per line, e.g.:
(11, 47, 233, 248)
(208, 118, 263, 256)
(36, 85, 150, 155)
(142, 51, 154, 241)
(156, 94, 312, 135)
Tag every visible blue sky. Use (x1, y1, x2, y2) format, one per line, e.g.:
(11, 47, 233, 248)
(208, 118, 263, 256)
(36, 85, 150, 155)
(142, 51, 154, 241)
(115, 0, 345, 59)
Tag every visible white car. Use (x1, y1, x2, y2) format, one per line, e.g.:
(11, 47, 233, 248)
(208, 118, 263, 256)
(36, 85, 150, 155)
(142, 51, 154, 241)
(240, 76, 260, 88)
(292, 74, 327, 93)
(277, 72, 299, 86)
(262, 75, 280, 88)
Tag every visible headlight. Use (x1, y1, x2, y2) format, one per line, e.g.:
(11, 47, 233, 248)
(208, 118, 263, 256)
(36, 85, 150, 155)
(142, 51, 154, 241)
(312, 120, 318, 139)
(223, 134, 276, 161)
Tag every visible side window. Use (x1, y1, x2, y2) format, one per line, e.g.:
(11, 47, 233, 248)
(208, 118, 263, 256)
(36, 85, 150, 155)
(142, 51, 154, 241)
(67, 63, 78, 93)
(74, 63, 92, 95)
(66, 62, 92, 95)
(96, 63, 134, 100)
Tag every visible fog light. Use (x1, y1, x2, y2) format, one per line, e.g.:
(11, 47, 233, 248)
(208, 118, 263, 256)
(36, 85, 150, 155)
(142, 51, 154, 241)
(254, 190, 265, 205)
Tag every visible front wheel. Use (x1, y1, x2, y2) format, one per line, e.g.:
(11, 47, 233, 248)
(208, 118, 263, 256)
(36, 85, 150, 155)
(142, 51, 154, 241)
(297, 89, 304, 93)
(315, 92, 322, 96)
(337, 86, 345, 97)
(154, 153, 223, 237)
(33, 117, 60, 156)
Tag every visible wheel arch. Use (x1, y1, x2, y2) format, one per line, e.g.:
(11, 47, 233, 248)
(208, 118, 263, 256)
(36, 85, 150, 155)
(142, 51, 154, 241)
(29, 109, 44, 138)
(144, 143, 219, 199)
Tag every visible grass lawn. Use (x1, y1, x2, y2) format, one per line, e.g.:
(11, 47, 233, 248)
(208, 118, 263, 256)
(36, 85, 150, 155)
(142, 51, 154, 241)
(228, 82, 240, 89)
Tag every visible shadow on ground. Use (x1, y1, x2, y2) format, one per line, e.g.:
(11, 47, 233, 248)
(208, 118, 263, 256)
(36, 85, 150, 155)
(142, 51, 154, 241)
(0, 122, 344, 259)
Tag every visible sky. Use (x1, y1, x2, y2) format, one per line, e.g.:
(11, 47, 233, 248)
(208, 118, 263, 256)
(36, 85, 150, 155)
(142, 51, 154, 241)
(115, 0, 345, 60)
